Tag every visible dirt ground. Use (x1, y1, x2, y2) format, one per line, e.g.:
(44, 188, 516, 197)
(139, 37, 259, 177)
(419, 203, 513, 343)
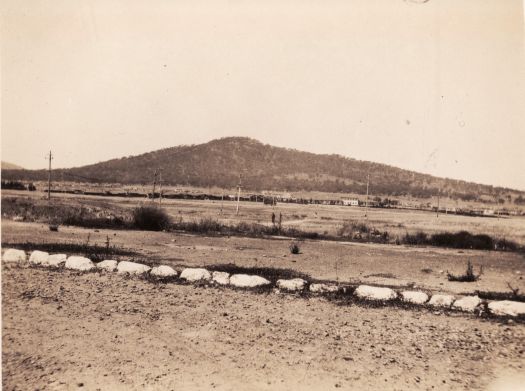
(2, 220, 524, 295)
(2, 266, 525, 391)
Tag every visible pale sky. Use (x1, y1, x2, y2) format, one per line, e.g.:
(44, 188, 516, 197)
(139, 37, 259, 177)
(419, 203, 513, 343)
(1, 0, 524, 189)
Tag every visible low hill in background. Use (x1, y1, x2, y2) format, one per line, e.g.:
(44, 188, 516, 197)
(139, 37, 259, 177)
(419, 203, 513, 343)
(2, 137, 524, 203)
(1, 161, 24, 170)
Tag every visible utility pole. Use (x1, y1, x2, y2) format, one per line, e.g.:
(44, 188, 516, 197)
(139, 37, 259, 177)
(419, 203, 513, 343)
(436, 192, 440, 218)
(365, 172, 370, 218)
(46, 151, 53, 200)
(152, 169, 158, 201)
(236, 174, 242, 215)
(158, 169, 162, 205)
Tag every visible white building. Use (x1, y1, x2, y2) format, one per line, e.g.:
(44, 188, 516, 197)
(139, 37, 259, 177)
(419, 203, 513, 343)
(342, 199, 359, 206)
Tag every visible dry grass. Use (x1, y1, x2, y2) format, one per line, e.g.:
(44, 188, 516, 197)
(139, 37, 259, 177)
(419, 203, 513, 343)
(3, 190, 525, 250)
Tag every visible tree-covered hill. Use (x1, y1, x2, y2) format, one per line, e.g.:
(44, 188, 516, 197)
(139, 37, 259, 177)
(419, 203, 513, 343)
(2, 137, 523, 202)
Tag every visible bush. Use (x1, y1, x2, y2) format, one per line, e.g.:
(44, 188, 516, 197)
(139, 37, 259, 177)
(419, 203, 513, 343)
(338, 220, 371, 236)
(132, 205, 171, 231)
(289, 242, 300, 254)
(430, 231, 493, 250)
(174, 217, 224, 234)
(403, 231, 428, 245)
(447, 261, 483, 282)
(495, 238, 519, 252)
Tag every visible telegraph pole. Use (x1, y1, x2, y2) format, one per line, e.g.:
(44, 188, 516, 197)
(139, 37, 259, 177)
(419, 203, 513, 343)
(365, 172, 370, 218)
(46, 151, 53, 200)
(158, 169, 162, 205)
(236, 174, 242, 215)
(436, 192, 440, 218)
(152, 169, 158, 201)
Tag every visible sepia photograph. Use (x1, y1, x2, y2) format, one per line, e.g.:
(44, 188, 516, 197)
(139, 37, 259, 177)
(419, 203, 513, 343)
(1, 0, 524, 390)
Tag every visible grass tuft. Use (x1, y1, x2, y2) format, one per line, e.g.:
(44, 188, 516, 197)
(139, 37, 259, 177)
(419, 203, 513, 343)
(447, 261, 483, 282)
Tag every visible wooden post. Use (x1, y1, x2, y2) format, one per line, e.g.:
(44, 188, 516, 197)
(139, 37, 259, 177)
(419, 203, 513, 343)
(47, 151, 53, 200)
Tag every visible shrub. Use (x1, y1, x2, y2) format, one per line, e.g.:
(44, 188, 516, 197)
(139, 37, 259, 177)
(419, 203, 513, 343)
(447, 261, 483, 282)
(337, 220, 371, 237)
(402, 231, 428, 245)
(430, 231, 493, 250)
(132, 205, 171, 231)
(495, 238, 519, 252)
(174, 217, 224, 234)
(289, 242, 300, 254)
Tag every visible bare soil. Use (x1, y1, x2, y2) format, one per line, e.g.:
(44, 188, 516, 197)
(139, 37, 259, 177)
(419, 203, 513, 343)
(3, 220, 524, 295)
(2, 265, 525, 391)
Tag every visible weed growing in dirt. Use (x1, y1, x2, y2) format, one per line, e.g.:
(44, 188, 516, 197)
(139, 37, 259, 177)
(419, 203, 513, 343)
(447, 261, 483, 282)
(289, 242, 300, 254)
(474, 284, 525, 303)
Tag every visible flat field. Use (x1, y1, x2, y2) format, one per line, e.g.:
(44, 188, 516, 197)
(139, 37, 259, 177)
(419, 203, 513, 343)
(3, 189, 525, 245)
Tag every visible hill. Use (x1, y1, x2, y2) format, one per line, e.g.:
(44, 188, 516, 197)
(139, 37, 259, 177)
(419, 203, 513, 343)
(2, 137, 524, 202)
(1, 161, 24, 170)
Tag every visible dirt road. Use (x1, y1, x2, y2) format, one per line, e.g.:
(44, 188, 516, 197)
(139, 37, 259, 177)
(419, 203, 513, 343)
(2, 265, 524, 390)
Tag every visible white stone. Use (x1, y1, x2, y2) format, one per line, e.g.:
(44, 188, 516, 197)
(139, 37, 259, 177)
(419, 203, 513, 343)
(46, 254, 67, 267)
(428, 294, 455, 308)
(354, 285, 397, 301)
(29, 250, 49, 265)
(65, 256, 95, 271)
(488, 300, 525, 317)
(309, 283, 339, 293)
(452, 296, 481, 312)
(401, 291, 429, 304)
(116, 261, 151, 275)
(229, 274, 271, 288)
(212, 271, 230, 285)
(180, 268, 212, 282)
(276, 278, 306, 291)
(2, 249, 27, 262)
(151, 265, 177, 277)
(97, 260, 118, 272)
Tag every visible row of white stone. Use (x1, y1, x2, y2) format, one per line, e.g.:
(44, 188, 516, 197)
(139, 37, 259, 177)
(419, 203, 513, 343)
(3, 248, 525, 317)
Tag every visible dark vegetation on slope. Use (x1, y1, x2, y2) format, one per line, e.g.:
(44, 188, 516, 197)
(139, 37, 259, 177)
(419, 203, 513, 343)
(3, 137, 523, 202)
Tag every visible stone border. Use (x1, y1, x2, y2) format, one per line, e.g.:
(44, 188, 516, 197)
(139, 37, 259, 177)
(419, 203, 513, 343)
(2, 248, 525, 318)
